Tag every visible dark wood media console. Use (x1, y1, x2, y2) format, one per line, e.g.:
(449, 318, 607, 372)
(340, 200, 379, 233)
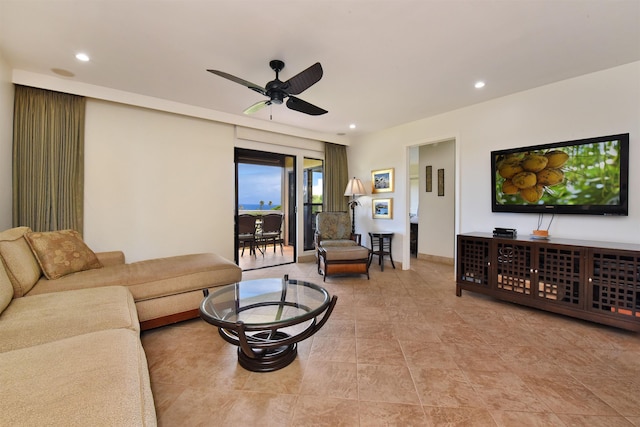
(456, 233, 640, 332)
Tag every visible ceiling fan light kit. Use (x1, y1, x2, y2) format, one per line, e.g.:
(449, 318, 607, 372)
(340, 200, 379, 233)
(207, 59, 327, 116)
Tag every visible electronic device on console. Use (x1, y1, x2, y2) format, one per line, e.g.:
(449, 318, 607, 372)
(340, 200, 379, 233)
(493, 228, 517, 238)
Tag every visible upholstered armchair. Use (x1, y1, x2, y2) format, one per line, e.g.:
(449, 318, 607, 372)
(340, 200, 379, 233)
(314, 212, 361, 254)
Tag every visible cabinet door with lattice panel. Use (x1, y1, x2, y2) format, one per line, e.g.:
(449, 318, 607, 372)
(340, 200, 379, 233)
(494, 241, 534, 296)
(589, 249, 640, 321)
(457, 236, 491, 291)
(537, 245, 583, 306)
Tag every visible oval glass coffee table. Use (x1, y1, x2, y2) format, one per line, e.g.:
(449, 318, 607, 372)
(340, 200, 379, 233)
(199, 276, 337, 372)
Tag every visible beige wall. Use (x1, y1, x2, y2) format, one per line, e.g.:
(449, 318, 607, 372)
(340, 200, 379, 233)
(0, 52, 13, 230)
(84, 100, 236, 262)
(350, 61, 640, 269)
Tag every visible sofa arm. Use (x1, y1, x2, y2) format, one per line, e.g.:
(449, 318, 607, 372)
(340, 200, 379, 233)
(96, 251, 125, 267)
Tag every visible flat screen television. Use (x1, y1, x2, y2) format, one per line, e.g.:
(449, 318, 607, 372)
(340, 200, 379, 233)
(491, 133, 629, 215)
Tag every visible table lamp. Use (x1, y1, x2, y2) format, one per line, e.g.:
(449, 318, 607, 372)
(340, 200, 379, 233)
(344, 177, 366, 234)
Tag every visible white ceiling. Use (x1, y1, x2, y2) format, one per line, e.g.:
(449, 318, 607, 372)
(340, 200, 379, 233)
(1, 0, 639, 139)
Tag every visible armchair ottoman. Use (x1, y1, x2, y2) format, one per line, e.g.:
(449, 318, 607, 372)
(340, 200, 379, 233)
(317, 245, 370, 281)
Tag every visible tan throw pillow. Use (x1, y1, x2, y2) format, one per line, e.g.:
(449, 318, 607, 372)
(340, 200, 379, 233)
(0, 265, 15, 314)
(0, 226, 42, 297)
(25, 230, 103, 280)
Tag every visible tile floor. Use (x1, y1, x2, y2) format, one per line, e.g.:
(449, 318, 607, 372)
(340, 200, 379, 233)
(238, 244, 295, 271)
(141, 259, 640, 426)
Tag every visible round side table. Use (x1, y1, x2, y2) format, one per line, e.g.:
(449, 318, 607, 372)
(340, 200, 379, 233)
(368, 231, 395, 271)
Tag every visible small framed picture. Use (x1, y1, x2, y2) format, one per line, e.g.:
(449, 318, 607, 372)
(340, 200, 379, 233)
(438, 168, 445, 196)
(426, 165, 433, 192)
(371, 168, 394, 193)
(372, 198, 393, 219)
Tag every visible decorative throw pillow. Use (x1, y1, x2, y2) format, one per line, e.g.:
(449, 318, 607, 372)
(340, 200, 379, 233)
(0, 226, 42, 297)
(25, 230, 103, 280)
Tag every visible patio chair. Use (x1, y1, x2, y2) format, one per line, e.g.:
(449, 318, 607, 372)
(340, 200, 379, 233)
(238, 214, 258, 257)
(259, 213, 284, 254)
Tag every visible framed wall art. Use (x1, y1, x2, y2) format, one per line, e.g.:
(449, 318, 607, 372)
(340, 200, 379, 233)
(426, 165, 432, 192)
(372, 198, 393, 219)
(371, 168, 394, 193)
(438, 168, 445, 196)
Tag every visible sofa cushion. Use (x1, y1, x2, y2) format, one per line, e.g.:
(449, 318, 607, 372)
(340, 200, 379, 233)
(321, 245, 370, 261)
(0, 227, 42, 297)
(25, 230, 102, 280)
(0, 329, 157, 426)
(96, 250, 126, 267)
(318, 239, 358, 248)
(0, 286, 139, 353)
(316, 212, 353, 240)
(27, 253, 242, 302)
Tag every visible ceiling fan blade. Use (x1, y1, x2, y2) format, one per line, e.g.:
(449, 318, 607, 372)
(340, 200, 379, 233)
(286, 96, 327, 115)
(207, 69, 266, 95)
(243, 100, 270, 114)
(284, 62, 323, 95)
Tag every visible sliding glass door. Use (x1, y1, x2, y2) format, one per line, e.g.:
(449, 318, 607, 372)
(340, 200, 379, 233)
(303, 158, 323, 251)
(235, 148, 295, 270)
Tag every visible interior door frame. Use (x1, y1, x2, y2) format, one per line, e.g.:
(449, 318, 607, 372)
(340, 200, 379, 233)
(404, 138, 458, 269)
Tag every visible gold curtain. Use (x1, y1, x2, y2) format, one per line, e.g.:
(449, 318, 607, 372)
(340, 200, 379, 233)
(323, 142, 349, 212)
(13, 85, 86, 232)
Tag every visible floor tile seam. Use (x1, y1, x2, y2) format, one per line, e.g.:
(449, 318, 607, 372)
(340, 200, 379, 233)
(355, 361, 423, 407)
(455, 367, 556, 414)
(568, 370, 640, 387)
(355, 337, 409, 366)
(485, 408, 562, 427)
(356, 397, 424, 406)
(563, 371, 640, 417)
(514, 372, 622, 417)
(280, 394, 300, 427)
(402, 364, 466, 408)
(396, 340, 432, 408)
(624, 415, 640, 424)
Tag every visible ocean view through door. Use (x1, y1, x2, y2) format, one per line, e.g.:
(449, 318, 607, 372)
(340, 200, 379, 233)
(235, 148, 295, 270)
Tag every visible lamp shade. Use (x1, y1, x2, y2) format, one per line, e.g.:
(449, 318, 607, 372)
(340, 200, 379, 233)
(344, 177, 366, 196)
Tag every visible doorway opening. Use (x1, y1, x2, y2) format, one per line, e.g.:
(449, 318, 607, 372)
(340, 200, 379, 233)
(235, 148, 296, 271)
(407, 139, 456, 269)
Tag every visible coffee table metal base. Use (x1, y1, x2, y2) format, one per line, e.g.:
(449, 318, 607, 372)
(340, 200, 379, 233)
(235, 331, 298, 372)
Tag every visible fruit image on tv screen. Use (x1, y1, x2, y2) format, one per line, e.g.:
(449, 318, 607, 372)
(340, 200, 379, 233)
(494, 139, 623, 206)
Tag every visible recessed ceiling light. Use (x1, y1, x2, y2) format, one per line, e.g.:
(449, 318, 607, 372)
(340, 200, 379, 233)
(75, 53, 90, 62)
(474, 81, 485, 89)
(349, 124, 356, 129)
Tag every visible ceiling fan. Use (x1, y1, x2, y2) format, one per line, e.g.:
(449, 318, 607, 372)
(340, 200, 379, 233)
(207, 60, 328, 116)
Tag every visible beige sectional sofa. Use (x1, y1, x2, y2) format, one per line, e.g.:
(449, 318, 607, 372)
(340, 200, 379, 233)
(0, 226, 243, 425)
(1, 227, 242, 329)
